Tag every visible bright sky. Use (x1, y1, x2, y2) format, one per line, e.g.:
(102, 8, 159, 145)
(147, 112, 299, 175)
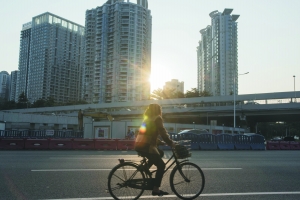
(1, 0, 299, 94)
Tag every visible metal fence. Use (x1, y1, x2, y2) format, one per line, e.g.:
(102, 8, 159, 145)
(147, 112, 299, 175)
(0, 130, 83, 139)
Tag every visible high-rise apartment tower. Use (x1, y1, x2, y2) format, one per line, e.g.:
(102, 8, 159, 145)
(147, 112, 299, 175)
(17, 13, 85, 103)
(9, 70, 18, 101)
(0, 71, 10, 100)
(16, 22, 31, 102)
(83, 0, 152, 103)
(197, 9, 239, 96)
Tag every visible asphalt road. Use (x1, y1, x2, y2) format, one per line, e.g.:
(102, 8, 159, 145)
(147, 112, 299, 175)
(0, 150, 300, 200)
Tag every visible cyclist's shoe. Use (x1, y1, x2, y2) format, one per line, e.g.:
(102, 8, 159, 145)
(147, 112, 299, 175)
(152, 190, 169, 196)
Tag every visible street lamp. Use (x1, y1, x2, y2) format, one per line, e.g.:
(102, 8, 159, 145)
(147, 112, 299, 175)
(222, 124, 224, 134)
(293, 75, 296, 102)
(234, 72, 249, 134)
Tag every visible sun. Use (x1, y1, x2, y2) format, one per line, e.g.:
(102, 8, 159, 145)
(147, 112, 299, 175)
(149, 67, 172, 92)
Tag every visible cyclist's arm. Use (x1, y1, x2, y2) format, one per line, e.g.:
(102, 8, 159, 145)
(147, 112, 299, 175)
(156, 138, 165, 146)
(155, 116, 175, 147)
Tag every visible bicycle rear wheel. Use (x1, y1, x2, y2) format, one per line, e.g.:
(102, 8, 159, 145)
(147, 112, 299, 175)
(107, 163, 145, 200)
(170, 162, 205, 200)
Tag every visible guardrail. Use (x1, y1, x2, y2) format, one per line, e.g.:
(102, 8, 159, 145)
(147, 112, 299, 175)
(1, 132, 298, 151)
(169, 133, 266, 150)
(0, 130, 83, 139)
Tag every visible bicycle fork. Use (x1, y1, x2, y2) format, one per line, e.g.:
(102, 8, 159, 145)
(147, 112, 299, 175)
(177, 164, 190, 183)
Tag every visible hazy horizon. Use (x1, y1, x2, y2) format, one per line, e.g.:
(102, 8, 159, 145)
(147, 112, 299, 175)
(1, 0, 299, 95)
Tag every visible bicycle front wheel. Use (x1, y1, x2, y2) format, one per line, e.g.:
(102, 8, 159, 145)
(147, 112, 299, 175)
(107, 163, 145, 200)
(170, 162, 205, 200)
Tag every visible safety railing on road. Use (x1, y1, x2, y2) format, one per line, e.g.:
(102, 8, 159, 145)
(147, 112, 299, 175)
(0, 130, 83, 139)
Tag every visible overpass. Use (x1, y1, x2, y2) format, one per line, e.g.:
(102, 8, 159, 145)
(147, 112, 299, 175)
(1, 91, 299, 133)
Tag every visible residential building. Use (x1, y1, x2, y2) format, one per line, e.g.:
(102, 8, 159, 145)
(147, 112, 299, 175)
(17, 13, 85, 103)
(83, 0, 152, 103)
(197, 9, 239, 96)
(0, 71, 10, 100)
(9, 70, 18, 101)
(163, 79, 184, 94)
(16, 22, 31, 102)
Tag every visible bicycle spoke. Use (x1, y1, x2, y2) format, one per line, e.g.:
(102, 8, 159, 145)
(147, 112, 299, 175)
(108, 163, 145, 200)
(170, 162, 205, 199)
(173, 180, 187, 186)
(112, 174, 125, 182)
(110, 184, 123, 192)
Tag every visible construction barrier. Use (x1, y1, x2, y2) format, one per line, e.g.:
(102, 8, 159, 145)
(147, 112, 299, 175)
(117, 140, 135, 150)
(234, 135, 251, 150)
(4, 134, 300, 151)
(266, 141, 281, 150)
(94, 139, 118, 150)
(0, 138, 25, 150)
(199, 143, 218, 150)
(216, 134, 235, 150)
(49, 139, 72, 150)
(289, 141, 300, 150)
(72, 139, 95, 150)
(249, 135, 265, 150)
(217, 143, 235, 150)
(198, 134, 217, 150)
(250, 144, 266, 150)
(279, 141, 290, 150)
(24, 139, 49, 150)
(159, 145, 172, 150)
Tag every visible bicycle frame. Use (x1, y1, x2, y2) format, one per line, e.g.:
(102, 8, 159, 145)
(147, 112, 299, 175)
(127, 148, 191, 182)
(109, 148, 193, 196)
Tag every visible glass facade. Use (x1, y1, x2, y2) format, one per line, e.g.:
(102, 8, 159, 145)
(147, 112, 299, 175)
(17, 12, 85, 103)
(197, 9, 239, 96)
(83, 0, 152, 103)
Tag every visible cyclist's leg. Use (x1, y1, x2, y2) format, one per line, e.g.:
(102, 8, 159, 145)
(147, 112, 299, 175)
(147, 148, 164, 168)
(145, 153, 168, 196)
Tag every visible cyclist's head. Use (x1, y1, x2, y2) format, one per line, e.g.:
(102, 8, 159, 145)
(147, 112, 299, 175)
(144, 103, 162, 118)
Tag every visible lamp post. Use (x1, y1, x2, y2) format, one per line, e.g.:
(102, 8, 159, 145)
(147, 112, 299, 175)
(234, 72, 249, 134)
(293, 75, 296, 102)
(222, 124, 224, 134)
(193, 122, 195, 129)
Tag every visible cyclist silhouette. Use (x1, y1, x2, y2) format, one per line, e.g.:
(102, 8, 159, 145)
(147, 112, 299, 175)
(134, 103, 176, 196)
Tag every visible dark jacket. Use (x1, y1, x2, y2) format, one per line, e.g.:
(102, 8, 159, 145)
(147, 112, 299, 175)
(134, 115, 173, 155)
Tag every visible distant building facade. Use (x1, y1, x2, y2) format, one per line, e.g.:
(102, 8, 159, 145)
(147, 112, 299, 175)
(0, 71, 10, 100)
(197, 9, 239, 96)
(83, 0, 152, 103)
(9, 70, 18, 101)
(16, 22, 31, 102)
(17, 13, 85, 103)
(163, 79, 184, 94)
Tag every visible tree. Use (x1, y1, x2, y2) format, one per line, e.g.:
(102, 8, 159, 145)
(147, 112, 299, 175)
(185, 88, 199, 98)
(17, 92, 28, 109)
(199, 90, 212, 97)
(150, 88, 178, 100)
(31, 98, 46, 108)
(0, 98, 17, 110)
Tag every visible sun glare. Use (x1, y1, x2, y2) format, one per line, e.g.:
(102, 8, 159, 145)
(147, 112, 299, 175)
(149, 66, 172, 92)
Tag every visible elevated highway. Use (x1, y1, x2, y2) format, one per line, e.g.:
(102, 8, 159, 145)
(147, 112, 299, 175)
(1, 91, 299, 132)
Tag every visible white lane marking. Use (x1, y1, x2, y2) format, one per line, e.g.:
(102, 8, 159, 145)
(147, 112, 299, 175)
(31, 168, 241, 172)
(41, 191, 300, 200)
(49, 157, 140, 160)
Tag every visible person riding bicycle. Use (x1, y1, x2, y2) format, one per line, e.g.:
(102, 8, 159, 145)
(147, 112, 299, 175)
(134, 103, 176, 196)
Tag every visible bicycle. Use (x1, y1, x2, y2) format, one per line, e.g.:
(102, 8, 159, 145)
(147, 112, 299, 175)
(106, 141, 205, 200)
